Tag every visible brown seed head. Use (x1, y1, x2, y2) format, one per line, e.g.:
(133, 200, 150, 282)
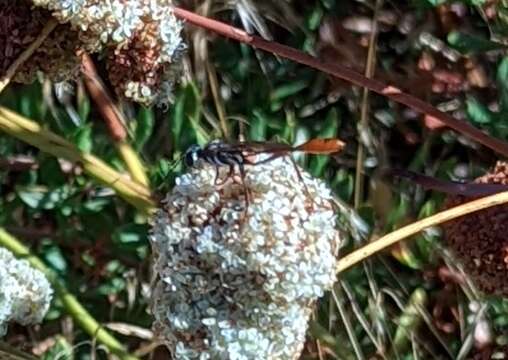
(443, 162, 508, 296)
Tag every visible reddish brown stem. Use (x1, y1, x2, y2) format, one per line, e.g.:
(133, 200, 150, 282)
(80, 53, 127, 141)
(173, 7, 508, 158)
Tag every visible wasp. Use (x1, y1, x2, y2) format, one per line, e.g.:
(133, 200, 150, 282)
(183, 138, 346, 213)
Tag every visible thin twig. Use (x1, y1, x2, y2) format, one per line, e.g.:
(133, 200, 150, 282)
(80, 53, 127, 141)
(336, 190, 508, 273)
(354, 0, 382, 208)
(206, 61, 230, 139)
(80, 54, 149, 187)
(331, 288, 366, 360)
(0, 19, 58, 94)
(0, 342, 38, 360)
(0, 107, 155, 214)
(172, 7, 508, 157)
(341, 281, 386, 357)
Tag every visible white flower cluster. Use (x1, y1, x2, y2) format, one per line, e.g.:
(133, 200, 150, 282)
(150, 156, 341, 359)
(30, 0, 184, 105)
(0, 247, 53, 337)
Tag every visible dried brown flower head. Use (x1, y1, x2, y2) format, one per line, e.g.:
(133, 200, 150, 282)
(0, 0, 79, 83)
(1, 0, 184, 105)
(443, 162, 508, 296)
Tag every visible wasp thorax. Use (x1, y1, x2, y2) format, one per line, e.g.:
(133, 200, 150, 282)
(150, 156, 342, 359)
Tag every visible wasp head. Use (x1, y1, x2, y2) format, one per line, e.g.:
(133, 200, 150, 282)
(184, 144, 203, 167)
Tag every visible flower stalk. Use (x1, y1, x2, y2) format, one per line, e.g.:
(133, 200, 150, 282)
(0, 107, 156, 215)
(336, 189, 508, 274)
(80, 53, 150, 187)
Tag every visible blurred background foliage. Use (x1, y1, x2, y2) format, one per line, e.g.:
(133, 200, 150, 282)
(2, 0, 508, 358)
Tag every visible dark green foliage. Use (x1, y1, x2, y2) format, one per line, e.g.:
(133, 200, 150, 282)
(2, 0, 508, 359)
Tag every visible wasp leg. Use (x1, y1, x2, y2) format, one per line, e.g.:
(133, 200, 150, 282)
(215, 165, 235, 186)
(213, 166, 221, 185)
(248, 153, 284, 165)
(287, 156, 318, 208)
(238, 163, 250, 221)
(287, 156, 312, 195)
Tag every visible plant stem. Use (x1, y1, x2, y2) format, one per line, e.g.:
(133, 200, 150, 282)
(0, 342, 38, 360)
(0, 19, 58, 94)
(354, 0, 381, 209)
(80, 53, 150, 187)
(336, 190, 508, 273)
(0, 228, 139, 360)
(0, 107, 156, 214)
(117, 140, 150, 187)
(172, 7, 508, 158)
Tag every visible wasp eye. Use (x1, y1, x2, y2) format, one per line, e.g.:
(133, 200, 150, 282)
(184, 152, 195, 167)
(184, 145, 201, 167)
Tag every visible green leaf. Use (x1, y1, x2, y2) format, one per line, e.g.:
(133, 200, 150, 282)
(16, 185, 73, 210)
(332, 169, 354, 201)
(270, 80, 309, 103)
(78, 93, 91, 123)
(97, 275, 126, 295)
(497, 57, 508, 112)
(307, 5, 324, 31)
(317, 108, 340, 138)
(466, 97, 493, 124)
(112, 223, 148, 251)
(41, 336, 73, 360)
(42, 245, 68, 273)
(134, 107, 155, 151)
(250, 109, 268, 141)
(386, 195, 410, 231)
(448, 31, 506, 54)
(393, 288, 428, 352)
(424, 0, 448, 6)
(172, 82, 207, 147)
(308, 155, 327, 177)
(82, 198, 110, 212)
(18, 84, 44, 121)
(73, 124, 93, 153)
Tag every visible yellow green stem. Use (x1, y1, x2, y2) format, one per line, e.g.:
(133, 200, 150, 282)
(0, 228, 139, 360)
(336, 190, 508, 273)
(116, 140, 150, 187)
(0, 107, 156, 215)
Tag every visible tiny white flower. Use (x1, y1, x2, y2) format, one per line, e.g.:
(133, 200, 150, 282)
(150, 156, 341, 359)
(0, 248, 53, 336)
